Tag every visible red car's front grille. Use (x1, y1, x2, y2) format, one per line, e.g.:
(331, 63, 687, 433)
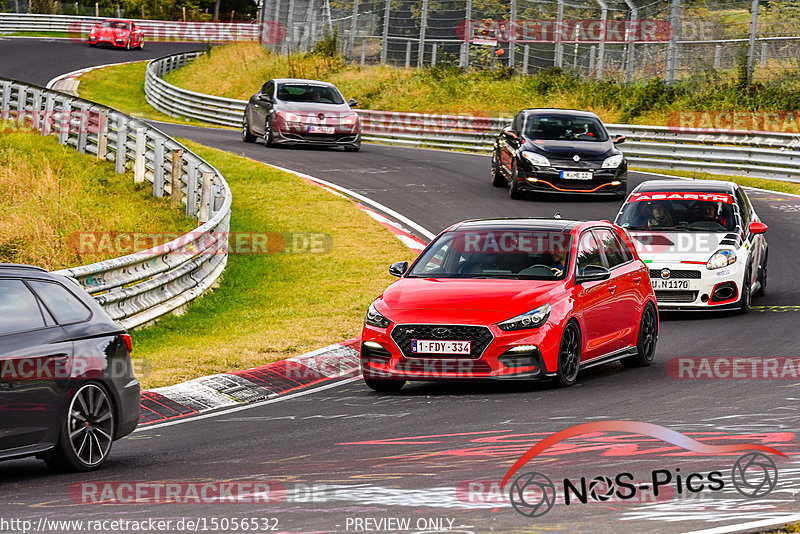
(390, 324, 494, 359)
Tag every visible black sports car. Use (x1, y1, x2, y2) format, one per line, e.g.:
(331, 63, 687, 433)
(491, 109, 627, 199)
(0, 264, 140, 471)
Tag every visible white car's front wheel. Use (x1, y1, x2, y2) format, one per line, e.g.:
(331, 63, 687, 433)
(739, 269, 752, 314)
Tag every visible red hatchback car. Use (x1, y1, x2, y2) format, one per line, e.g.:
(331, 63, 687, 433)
(361, 218, 658, 391)
(88, 19, 144, 49)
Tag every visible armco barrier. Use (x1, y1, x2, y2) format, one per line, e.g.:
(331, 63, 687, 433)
(0, 76, 232, 329)
(144, 50, 800, 183)
(0, 13, 261, 42)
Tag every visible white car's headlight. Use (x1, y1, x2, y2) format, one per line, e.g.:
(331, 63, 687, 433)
(498, 303, 551, 331)
(279, 111, 301, 123)
(521, 151, 551, 167)
(365, 302, 390, 328)
(602, 154, 624, 168)
(706, 249, 736, 270)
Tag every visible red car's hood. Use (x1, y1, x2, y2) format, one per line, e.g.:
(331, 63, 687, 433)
(94, 27, 128, 38)
(378, 278, 563, 324)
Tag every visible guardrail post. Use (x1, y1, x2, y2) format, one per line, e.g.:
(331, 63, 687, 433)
(58, 100, 70, 145)
(1, 81, 11, 120)
(134, 128, 146, 184)
(16, 86, 27, 127)
(42, 94, 54, 135)
(97, 109, 109, 160)
(153, 137, 165, 196)
(199, 171, 213, 224)
(31, 89, 42, 131)
(76, 103, 89, 153)
(186, 160, 199, 218)
(115, 118, 128, 174)
(171, 149, 183, 207)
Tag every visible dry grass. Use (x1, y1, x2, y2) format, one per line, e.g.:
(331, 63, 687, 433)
(0, 128, 194, 270)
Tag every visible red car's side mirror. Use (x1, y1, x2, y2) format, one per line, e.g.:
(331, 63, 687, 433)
(748, 221, 768, 234)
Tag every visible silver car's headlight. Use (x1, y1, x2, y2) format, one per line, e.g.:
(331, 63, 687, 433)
(498, 303, 551, 331)
(365, 302, 390, 328)
(706, 249, 736, 270)
(602, 154, 624, 168)
(521, 151, 551, 167)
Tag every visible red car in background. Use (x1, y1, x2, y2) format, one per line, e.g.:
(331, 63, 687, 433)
(361, 218, 658, 391)
(88, 19, 144, 49)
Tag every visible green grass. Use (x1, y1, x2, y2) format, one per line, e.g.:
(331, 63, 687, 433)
(130, 141, 417, 388)
(77, 61, 224, 128)
(162, 42, 800, 125)
(0, 127, 193, 270)
(0, 31, 72, 38)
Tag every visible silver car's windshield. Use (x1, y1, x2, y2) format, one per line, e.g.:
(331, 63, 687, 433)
(276, 84, 344, 105)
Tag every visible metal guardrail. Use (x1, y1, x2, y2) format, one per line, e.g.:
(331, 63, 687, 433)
(0, 76, 232, 330)
(143, 50, 800, 183)
(0, 13, 260, 41)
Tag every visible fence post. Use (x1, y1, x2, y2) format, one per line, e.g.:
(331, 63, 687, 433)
(666, 0, 680, 84)
(522, 44, 529, 75)
(746, 0, 760, 85)
(153, 137, 165, 197)
(417, 0, 429, 67)
(595, 0, 607, 79)
(171, 149, 183, 208)
(134, 128, 146, 184)
(272, 0, 282, 53)
(555, 0, 564, 68)
(361, 38, 367, 66)
(589, 45, 596, 73)
(714, 44, 722, 68)
(284, 0, 295, 54)
(624, 0, 638, 84)
(760, 41, 767, 66)
(199, 171, 213, 224)
(461, 0, 472, 69)
(573, 24, 581, 71)
(405, 40, 412, 68)
(509, 0, 516, 68)
(115, 117, 127, 174)
(347, 0, 359, 61)
(381, 0, 391, 65)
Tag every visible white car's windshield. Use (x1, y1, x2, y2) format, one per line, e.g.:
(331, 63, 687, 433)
(617, 195, 737, 232)
(407, 229, 572, 280)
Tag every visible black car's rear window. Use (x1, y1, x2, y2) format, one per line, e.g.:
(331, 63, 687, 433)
(29, 280, 92, 325)
(276, 84, 344, 105)
(525, 115, 609, 142)
(0, 279, 46, 335)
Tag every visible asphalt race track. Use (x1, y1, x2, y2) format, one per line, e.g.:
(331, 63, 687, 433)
(1, 38, 800, 533)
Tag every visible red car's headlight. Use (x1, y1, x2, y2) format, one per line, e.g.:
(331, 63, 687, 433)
(497, 303, 551, 331)
(365, 302, 390, 328)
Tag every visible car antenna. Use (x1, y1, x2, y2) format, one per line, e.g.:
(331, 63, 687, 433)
(553, 212, 562, 219)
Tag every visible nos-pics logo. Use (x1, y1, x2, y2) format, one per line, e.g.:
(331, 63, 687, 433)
(500, 421, 784, 518)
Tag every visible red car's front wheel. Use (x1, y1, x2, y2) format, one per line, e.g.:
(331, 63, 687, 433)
(554, 322, 581, 387)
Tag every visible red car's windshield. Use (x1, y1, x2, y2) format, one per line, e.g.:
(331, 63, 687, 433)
(407, 229, 573, 280)
(101, 21, 130, 29)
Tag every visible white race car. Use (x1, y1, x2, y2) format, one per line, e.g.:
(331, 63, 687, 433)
(615, 180, 768, 312)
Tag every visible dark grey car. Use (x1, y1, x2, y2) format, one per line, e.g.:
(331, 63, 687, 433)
(0, 264, 140, 471)
(242, 78, 361, 152)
